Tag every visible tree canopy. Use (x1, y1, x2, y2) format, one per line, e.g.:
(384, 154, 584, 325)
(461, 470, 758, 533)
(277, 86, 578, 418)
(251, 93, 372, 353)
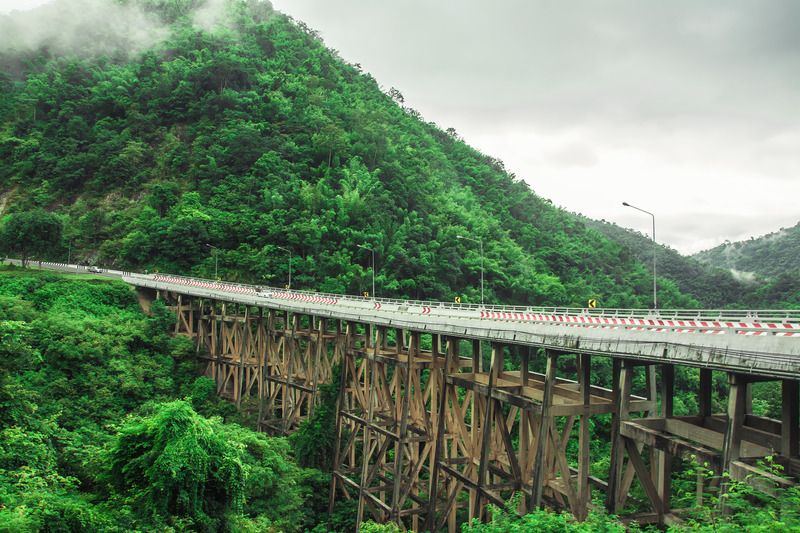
(0, 209, 62, 266)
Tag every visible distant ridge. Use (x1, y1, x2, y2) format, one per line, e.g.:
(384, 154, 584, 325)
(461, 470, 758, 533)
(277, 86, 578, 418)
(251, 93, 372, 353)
(694, 221, 800, 280)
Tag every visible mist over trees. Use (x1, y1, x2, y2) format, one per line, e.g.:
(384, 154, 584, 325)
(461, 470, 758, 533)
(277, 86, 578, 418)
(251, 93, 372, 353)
(695, 222, 800, 280)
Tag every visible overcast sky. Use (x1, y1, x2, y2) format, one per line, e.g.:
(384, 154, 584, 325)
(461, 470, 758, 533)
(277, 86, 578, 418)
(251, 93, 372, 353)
(0, 0, 45, 13)
(3, 1, 798, 254)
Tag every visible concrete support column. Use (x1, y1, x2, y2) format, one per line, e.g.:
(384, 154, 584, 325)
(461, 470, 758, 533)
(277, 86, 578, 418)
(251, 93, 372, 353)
(699, 368, 713, 418)
(782, 379, 799, 457)
(722, 373, 747, 470)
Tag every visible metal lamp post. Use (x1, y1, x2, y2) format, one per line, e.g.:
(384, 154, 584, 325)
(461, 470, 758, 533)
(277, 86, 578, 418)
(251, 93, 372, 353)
(277, 245, 292, 289)
(357, 244, 376, 298)
(622, 202, 657, 310)
(457, 234, 484, 305)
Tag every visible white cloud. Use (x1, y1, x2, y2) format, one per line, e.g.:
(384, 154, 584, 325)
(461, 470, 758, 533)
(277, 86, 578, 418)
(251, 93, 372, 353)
(0, 0, 50, 14)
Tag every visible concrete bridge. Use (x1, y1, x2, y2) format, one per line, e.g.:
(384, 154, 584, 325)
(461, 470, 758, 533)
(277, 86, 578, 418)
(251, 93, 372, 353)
(8, 261, 800, 530)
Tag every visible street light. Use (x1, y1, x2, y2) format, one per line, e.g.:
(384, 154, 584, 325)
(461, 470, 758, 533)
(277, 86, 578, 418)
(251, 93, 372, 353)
(456, 234, 484, 305)
(357, 244, 376, 298)
(622, 202, 657, 310)
(204, 244, 219, 279)
(276, 245, 292, 289)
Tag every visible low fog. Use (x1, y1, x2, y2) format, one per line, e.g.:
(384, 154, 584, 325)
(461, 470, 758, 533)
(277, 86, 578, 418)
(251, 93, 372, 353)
(0, 0, 232, 58)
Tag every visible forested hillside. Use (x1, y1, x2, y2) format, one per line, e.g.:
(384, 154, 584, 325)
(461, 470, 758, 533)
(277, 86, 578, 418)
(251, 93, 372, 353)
(582, 218, 750, 308)
(585, 218, 800, 309)
(694, 222, 800, 279)
(0, 267, 335, 530)
(0, 0, 704, 309)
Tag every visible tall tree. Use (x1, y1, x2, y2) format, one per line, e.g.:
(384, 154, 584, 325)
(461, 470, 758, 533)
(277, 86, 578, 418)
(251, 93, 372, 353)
(0, 210, 63, 266)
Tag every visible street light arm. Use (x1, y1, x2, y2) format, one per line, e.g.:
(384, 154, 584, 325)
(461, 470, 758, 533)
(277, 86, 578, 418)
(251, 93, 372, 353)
(621, 202, 654, 218)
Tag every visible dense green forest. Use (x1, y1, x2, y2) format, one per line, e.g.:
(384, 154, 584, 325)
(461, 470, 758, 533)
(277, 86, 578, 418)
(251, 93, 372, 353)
(2, 267, 798, 532)
(0, 0, 706, 310)
(693, 222, 800, 307)
(0, 267, 335, 530)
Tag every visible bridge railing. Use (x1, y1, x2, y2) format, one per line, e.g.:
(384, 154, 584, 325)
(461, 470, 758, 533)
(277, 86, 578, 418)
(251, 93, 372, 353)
(128, 271, 800, 324)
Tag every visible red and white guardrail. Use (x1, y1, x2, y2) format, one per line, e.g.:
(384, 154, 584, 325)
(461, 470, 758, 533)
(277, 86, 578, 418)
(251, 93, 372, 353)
(478, 310, 799, 337)
(147, 274, 798, 338)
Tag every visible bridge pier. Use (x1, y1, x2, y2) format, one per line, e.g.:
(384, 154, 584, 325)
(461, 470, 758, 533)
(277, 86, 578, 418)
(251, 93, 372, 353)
(179, 299, 340, 431)
(332, 327, 442, 531)
(615, 367, 800, 525)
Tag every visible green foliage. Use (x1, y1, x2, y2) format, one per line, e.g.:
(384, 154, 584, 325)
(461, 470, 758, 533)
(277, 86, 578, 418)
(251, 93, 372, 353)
(360, 520, 403, 533)
(290, 364, 341, 470)
(669, 456, 800, 532)
(0, 268, 322, 531)
(461, 496, 628, 532)
(109, 400, 246, 526)
(0, 209, 63, 266)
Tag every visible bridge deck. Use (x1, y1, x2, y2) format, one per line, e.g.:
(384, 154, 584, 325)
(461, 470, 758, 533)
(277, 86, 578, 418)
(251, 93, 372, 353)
(125, 272, 800, 379)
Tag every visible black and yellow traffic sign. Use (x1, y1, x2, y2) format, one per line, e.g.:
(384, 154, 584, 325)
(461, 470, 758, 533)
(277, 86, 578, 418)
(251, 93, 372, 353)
(454, 296, 462, 304)
(588, 298, 598, 309)
(363, 291, 370, 298)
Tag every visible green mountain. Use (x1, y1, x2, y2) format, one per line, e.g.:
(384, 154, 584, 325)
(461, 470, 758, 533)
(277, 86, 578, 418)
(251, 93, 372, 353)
(585, 217, 800, 309)
(694, 222, 800, 280)
(0, 0, 704, 309)
(582, 217, 752, 308)
(1, 0, 794, 310)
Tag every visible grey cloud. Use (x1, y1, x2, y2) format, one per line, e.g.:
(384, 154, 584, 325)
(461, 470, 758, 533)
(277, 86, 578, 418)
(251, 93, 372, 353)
(4, 0, 796, 254)
(268, 0, 799, 253)
(546, 142, 598, 168)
